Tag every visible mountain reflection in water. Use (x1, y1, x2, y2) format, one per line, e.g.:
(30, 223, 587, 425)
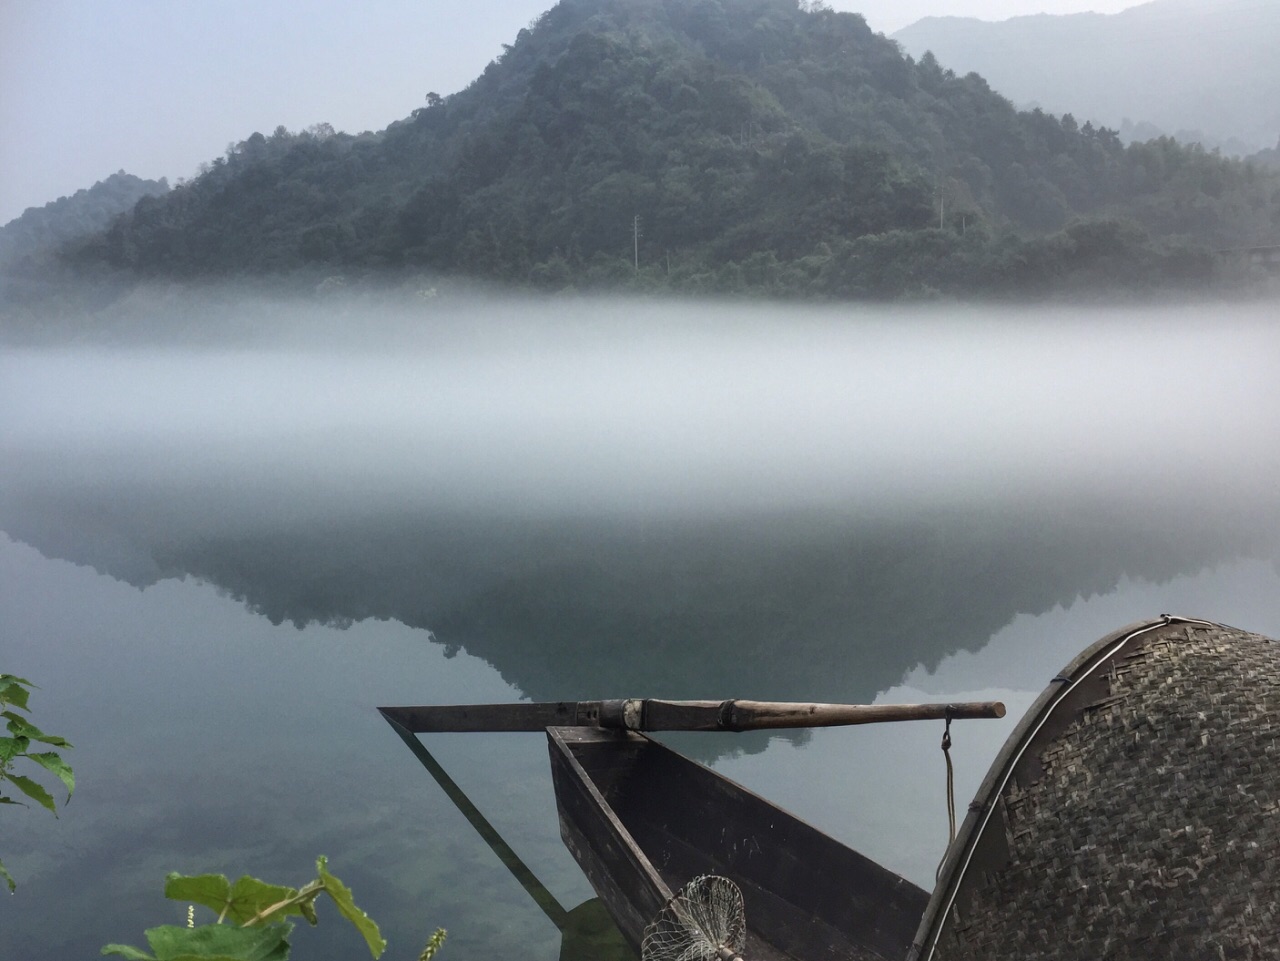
(1, 298, 1278, 960)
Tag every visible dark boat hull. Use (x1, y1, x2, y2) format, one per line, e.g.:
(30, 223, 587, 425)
(547, 726, 927, 961)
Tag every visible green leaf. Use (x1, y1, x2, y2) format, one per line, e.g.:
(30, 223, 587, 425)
(7, 773, 56, 813)
(101, 945, 157, 960)
(298, 900, 317, 926)
(1, 711, 71, 748)
(165, 873, 302, 926)
(315, 857, 385, 959)
(144, 922, 292, 961)
(26, 751, 74, 801)
(0, 735, 30, 762)
(164, 874, 231, 915)
(0, 855, 14, 894)
(225, 876, 304, 925)
(0, 678, 31, 712)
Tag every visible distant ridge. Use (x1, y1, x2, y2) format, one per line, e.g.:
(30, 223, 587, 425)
(893, 0, 1280, 155)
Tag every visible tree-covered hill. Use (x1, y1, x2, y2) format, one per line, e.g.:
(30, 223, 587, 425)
(0, 171, 169, 317)
(0, 171, 167, 265)
(33, 0, 1280, 299)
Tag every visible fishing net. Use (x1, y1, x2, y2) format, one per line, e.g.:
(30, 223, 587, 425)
(641, 875, 747, 961)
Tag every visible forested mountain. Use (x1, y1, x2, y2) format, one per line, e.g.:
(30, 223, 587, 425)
(0, 172, 170, 319)
(893, 0, 1280, 156)
(16, 0, 1280, 303)
(0, 171, 168, 265)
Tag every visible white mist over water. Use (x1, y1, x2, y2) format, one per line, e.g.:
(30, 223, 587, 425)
(3, 295, 1280, 959)
(3, 297, 1278, 522)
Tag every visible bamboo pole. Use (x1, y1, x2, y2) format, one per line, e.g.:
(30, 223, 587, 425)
(378, 698, 1005, 734)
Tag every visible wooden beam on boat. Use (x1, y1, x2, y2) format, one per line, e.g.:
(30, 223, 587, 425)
(378, 698, 1004, 734)
(380, 710, 571, 929)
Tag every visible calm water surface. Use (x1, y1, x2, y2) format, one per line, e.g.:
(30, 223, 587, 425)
(2, 298, 1278, 960)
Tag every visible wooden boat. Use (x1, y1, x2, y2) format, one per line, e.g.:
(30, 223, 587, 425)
(547, 725, 928, 961)
(380, 696, 1000, 959)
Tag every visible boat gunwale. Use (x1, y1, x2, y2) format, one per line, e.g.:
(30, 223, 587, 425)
(548, 725, 675, 892)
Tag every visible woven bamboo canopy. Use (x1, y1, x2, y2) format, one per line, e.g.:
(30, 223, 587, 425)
(910, 615, 1280, 961)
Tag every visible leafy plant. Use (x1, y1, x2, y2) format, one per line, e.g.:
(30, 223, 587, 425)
(417, 927, 447, 961)
(102, 856, 444, 961)
(0, 673, 75, 893)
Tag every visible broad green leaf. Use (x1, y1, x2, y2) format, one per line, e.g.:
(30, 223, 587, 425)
(26, 751, 74, 801)
(164, 874, 231, 915)
(144, 922, 292, 961)
(164, 873, 302, 926)
(1, 711, 70, 747)
(0, 675, 35, 687)
(0, 855, 14, 894)
(0, 678, 31, 711)
(225, 875, 304, 925)
(7, 773, 55, 813)
(0, 735, 30, 762)
(315, 857, 385, 958)
(101, 945, 156, 960)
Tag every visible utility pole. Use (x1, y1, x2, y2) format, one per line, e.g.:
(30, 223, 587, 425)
(633, 215, 641, 271)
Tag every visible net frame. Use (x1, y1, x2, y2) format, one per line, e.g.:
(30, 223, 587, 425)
(641, 875, 747, 961)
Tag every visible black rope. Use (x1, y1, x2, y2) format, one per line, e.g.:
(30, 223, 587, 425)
(936, 706, 956, 882)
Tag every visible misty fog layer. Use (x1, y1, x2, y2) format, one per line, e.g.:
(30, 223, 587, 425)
(4, 296, 1280, 961)
(3, 298, 1278, 523)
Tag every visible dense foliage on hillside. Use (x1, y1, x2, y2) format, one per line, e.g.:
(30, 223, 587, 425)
(19, 0, 1280, 301)
(1251, 139, 1280, 172)
(0, 172, 169, 315)
(0, 172, 167, 265)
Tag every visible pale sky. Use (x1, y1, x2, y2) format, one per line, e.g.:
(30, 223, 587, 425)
(1, 0, 1147, 226)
